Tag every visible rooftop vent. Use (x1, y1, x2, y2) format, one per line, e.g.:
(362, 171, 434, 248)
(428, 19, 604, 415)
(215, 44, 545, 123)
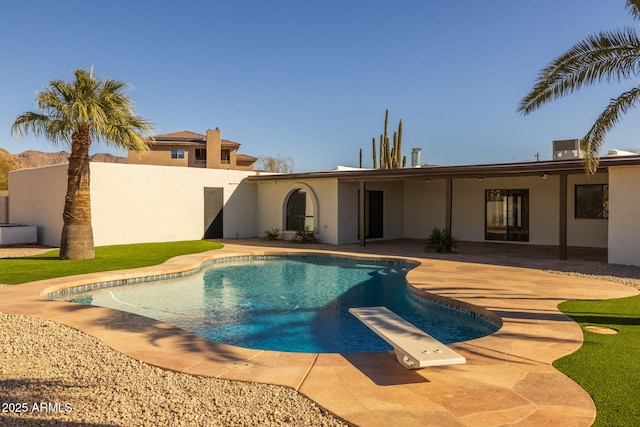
(411, 148, 422, 167)
(607, 149, 638, 157)
(553, 139, 583, 160)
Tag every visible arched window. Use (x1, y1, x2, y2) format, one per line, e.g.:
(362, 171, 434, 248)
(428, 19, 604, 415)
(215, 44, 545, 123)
(285, 189, 314, 231)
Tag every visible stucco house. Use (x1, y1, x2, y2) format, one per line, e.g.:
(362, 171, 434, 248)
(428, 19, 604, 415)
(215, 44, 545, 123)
(7, 146, 640, 267)
(128, 128, 257, 171)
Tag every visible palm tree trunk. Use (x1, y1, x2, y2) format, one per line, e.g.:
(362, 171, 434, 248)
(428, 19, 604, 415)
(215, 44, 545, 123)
(60, 125, 95, 260)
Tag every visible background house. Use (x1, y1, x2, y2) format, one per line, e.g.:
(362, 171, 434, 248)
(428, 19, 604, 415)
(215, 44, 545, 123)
(128, 128, 257, 171)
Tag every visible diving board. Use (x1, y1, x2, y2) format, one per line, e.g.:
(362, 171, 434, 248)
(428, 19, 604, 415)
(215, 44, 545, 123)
(349, 306, 466, 370)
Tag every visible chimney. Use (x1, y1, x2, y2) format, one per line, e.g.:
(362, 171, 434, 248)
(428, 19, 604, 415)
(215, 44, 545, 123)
(411, 148, 422, 167)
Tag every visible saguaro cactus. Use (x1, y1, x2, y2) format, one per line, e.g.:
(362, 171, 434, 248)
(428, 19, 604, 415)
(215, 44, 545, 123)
(380, 110, 403, 170)
(396, 119, 403, 167)
(372, 137, 377, 169)
(364, 109, 405, 169)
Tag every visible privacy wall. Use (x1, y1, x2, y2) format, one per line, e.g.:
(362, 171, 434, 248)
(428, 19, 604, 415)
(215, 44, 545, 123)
(9, 163, 257, 247)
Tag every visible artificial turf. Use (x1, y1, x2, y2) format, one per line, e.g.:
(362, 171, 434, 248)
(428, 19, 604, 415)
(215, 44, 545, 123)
(0, 240, 223, 285)
(555, 294, 640, 427)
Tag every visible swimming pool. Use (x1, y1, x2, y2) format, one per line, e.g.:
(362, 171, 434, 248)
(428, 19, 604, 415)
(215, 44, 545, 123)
(58, 255, 499, 353)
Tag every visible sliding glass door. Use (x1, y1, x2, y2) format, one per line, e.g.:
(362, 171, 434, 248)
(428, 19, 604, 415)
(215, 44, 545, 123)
(485, 189, 529, 242)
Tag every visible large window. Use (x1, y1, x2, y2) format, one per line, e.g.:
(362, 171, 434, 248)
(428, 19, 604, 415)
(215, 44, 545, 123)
(575, 184, 608, 219)
(485, 189, 529, 242)
(171, 149, 185, 159)
(285, 189, 313, 231)
(195, 148, 207, 162)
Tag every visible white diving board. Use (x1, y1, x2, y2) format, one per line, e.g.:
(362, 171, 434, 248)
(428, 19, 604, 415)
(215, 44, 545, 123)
(349, 306, 466, 370)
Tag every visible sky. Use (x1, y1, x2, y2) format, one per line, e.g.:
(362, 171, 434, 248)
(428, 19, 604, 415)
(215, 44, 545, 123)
(1, 0, 639, 172)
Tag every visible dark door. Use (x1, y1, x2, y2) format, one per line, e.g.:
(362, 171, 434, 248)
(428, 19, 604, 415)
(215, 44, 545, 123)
(357, 190, 384, 239)
(367, 190, 384, 238)
(204, 187, 224, 239)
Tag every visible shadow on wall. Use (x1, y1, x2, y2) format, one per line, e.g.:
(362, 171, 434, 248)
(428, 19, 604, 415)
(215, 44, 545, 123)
(1, 193, 8, 223)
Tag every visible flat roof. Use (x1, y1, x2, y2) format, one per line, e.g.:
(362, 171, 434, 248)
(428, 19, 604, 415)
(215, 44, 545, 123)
(247, 155, 640, 182)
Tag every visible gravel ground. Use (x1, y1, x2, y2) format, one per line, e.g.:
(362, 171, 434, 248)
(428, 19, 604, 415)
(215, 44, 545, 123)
(0, 246, 52, 259)
(0, 313, 347, 427)
(546, 264, 640, 290)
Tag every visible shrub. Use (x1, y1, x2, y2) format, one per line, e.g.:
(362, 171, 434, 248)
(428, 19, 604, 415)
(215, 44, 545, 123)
(263, 227, 281, 241)
(424, 227, 458, 253)
(293, 227, 317, 243)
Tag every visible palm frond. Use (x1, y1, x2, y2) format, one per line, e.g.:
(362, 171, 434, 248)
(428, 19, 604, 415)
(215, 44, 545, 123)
(518, 28, 640, 114)
(626, 0, 640, 21)
(13, 68, 153, 151)
(11, 112, 72, 146)
(580, 86, 640, 173)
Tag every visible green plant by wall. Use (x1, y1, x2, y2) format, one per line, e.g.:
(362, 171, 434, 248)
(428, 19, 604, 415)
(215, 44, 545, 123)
(293, 227, 317, 243)
(263, 227, 281, 241)
(424, 227, 459, 253)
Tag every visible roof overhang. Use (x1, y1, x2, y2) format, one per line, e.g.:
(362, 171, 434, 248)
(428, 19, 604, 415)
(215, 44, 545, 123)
(247, 156, 640, 183)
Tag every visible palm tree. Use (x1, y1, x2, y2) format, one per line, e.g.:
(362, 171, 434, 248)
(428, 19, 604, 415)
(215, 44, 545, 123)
(518, 0, 640, 174)
(12, 68, 153, 260)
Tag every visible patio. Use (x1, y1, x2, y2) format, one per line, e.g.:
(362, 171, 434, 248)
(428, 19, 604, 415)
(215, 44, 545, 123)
(0, 240, 637, 426)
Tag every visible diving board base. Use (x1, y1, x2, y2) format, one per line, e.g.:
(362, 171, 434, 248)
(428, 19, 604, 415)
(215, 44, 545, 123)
(349, 306, 466, 370)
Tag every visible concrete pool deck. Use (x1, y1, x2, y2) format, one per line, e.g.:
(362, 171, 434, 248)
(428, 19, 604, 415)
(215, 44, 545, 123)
(1, 240, 637, 426)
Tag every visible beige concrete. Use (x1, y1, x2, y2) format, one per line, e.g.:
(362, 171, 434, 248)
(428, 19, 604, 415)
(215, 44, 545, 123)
(128, 149, 190, 167)
(0, 240, 637, 426)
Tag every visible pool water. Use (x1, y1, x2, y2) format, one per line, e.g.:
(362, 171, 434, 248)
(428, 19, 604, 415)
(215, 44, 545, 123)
(64, 256, 498, 353)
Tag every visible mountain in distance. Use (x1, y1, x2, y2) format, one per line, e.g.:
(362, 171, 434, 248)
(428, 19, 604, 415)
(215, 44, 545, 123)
(0, 149, 127, 190)
(16, 150, 127, 167)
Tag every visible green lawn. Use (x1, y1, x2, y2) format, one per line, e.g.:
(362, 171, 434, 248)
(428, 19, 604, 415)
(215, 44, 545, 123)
(555, 294, 640, 427)
(0, 240, 223, 285)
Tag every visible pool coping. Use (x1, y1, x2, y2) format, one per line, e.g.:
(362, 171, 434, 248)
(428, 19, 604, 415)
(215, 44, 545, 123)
(1, 242, 637, 426)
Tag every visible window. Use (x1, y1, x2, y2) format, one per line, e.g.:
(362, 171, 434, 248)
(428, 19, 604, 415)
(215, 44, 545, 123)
(221, 149, 230, 164)
(285, 189, 313, 231)
(195, 148, 207, 162)
(171, 149, 185, 159)
(485, 189, 529, 241)
(575, 184, 608, 219)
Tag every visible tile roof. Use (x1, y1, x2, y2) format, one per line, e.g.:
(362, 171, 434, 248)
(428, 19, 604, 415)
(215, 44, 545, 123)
(153, 130, 206, 140)
(236, 154, 258, 162)
(221, 139, 241, 148)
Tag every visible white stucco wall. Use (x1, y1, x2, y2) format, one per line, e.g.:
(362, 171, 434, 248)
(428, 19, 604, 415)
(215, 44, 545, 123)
(405, 173, 608, 247)
(335, 180, 405, 244)
(567, 173, 608, 248)
(608, 165, 640, 266)
(366, 180, 404, 241)
(9, 164, 67, 246)
(255, 178, 339, 244)
(450, 176, 560, 245)
(9, 163, 257, 247)
(403, 178, 447, 239)
(337, 182, 358, 244)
